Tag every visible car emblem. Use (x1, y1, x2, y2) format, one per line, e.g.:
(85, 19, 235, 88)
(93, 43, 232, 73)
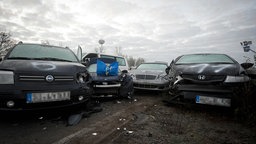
(198, 75, 206, 80)
(46, 75, 54, 82)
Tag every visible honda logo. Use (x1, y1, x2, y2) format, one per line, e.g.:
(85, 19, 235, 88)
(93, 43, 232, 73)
(198, 75, 206, 80)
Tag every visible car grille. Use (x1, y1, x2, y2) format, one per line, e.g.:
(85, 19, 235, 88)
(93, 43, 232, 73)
(136, 75, 156, 80)
(182, 74, 226, 82)
(134, 83, 158, 88)
(18, 75, 74, 82)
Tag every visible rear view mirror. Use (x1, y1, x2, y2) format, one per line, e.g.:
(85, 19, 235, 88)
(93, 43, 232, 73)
(241, 63, 254, 69)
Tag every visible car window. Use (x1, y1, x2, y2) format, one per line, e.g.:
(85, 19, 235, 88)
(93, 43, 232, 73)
(87, 64, 97, 73)
(101, 55, 115, 60)
(116, 57, 126, 66)
(7, 44, 78, 62)
(101, 55, 126, 66)
(137, 63, 167, 71)
(176, 54, 235, 64)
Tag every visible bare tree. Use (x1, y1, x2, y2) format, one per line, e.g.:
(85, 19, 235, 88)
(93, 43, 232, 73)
(0, 31, 16, 55)
(41, 40, 50, 45)
(115, 46, 122, 56)
(135, 57, 145, 66)
(127, 56, 136, 67)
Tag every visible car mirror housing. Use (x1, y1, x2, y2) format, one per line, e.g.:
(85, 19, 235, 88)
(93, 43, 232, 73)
(241, 63, 254, 69)
(121, 70, 128, 74)
(165, 67, 170, 74)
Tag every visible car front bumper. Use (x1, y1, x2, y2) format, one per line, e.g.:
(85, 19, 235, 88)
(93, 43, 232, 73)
(133, 79, 169, 91)
(0, 84, 91, 111)
(92, 83, 121, 96)
(176, 84, 234, 107)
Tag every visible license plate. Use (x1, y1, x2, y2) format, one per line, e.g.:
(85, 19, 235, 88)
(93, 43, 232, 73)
(26, 91, 71, 103)
(195, 95, 231, 107)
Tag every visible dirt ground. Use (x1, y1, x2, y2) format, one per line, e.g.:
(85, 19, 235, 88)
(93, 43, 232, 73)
(56, 91, 256, 144)
(0, 91, 255, 144)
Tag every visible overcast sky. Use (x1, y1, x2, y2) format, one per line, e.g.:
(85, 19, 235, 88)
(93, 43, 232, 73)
(0, 0, 256, 63)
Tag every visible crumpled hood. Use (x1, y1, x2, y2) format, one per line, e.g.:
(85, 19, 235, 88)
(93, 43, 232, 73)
(0, 60, 86, 74)
(174, 63, 240, 76)
(131, 69, 165, 76)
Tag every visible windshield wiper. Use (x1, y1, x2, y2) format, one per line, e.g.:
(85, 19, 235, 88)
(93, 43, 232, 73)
(34, 57, 73, 62)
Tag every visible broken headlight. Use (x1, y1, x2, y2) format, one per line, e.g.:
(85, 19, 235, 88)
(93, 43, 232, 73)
(76, 72, 88, 83)
(0, 71, 14, 84)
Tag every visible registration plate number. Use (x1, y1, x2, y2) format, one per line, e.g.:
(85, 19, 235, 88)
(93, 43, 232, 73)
(195, 95, 231, 107)
(26, 91, 71, 103)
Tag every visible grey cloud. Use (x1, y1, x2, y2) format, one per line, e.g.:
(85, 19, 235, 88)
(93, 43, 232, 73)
(85, 0, 138, 19)
(6, 0, 42, 8)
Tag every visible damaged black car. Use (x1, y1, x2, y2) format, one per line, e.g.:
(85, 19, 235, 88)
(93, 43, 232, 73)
(166, 53, 250, 107)
(0, 43, 91, 111)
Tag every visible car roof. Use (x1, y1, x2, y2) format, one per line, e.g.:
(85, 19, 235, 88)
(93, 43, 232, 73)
(83, 52, 125, 58)
(17, 43, 69, 49)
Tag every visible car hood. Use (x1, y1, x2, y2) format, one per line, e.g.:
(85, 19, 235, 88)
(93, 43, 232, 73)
(131, 69, 165, 76)
(0, 60, 86, 74)
(174, 63, 240, 76)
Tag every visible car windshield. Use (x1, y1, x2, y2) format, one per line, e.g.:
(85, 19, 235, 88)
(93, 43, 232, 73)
(136, 63, 167, 71)
(116, 57, 126, 66)
(7, 44, 78, 62)
(176, 54, 235, 64)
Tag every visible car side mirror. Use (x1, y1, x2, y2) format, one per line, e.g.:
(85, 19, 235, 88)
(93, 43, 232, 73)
(165, 60, 174, 74)
(165, 67, 170, 74)
(122, 70, 128, 74)
(241, 63, 254, 69)
(81, 58, 90, 66)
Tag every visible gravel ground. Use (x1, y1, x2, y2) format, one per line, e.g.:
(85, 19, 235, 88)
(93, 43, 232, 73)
(0, 91, 255, 144)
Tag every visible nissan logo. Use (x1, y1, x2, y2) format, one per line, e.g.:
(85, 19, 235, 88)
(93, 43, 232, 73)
(198, 75, 206, 80)
(46, 75, 54, 82)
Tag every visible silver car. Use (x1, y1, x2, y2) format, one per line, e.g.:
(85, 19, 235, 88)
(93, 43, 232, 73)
(130, 62, 169, 91)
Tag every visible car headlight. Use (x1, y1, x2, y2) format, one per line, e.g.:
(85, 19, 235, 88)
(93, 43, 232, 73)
(0, 71, 14, 84)
(224, 75, 250, 83)
(77, 72, 88, 83)
(157, 74, 169, 81)
(157, 75, 163, 80)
